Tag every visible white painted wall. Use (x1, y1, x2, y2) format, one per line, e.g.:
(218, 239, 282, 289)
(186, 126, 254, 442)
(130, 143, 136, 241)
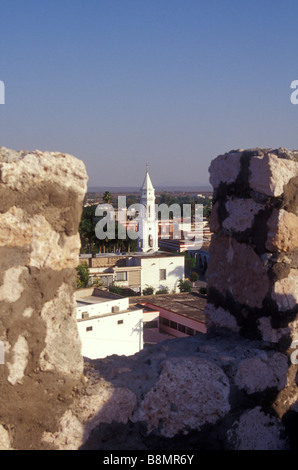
(76, 296, 129, 320)
(76, 297, 143, 359)
(139, 256, 185, 293)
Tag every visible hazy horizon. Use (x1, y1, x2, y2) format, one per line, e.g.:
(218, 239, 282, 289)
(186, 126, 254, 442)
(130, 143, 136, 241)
(87, 184, 212, 193)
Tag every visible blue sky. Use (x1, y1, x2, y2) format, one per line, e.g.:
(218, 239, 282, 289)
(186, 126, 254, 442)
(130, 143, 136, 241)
(0, 0, 297, 188)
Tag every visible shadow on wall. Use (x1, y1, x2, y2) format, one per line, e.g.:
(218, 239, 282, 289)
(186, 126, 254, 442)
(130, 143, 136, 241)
(76, 290, 298, 451)
(167, 265, 184, 277)
(79, 335, 221, 451)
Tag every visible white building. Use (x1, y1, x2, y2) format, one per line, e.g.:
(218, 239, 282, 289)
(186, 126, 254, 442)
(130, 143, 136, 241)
(83, 250, 185, 294)
(78, 165, 185, 294)
(138, 164, 159, 253)
(75, 288, 143, 359)
(124, 252, 184, 293)
(134, 165, 184, 292)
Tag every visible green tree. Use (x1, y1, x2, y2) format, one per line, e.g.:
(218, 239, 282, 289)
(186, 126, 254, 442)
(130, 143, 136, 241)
(103, 191, 112, 204)
(109, 283, 123, 295)
(178, 279, 192, 293)
(79, 205, 99, 253)
(76, 262, 90, 288)
(184, 254, 196, 275)
(190, 271, 199, 285)
(143, 286, 154, 296)
(156, 287, 169, 295)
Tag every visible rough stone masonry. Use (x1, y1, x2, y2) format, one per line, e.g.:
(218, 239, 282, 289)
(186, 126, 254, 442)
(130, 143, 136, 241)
(0, 146, 297, 450)
(206, 148, 298, 442)
(0, 148, 88, 449)
(207, 148, 298, 348)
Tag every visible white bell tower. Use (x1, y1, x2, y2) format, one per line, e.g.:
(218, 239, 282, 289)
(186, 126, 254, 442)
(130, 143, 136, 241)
(138, 164, 158, 252)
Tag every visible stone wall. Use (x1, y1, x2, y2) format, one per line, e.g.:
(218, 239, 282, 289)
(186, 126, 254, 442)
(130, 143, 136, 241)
(76, 333, 290, 451)
(207, 147, 298, 340)
(0, 148, 88, 449)
(0, 146, 297, 450)
(205, 147, 298, 443)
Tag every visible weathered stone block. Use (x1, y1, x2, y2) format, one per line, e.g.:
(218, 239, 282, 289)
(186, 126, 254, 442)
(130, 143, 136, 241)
(132, 357, 230, 438)
(223, 197, 264, 232)
(235, 352, 288, 394)
(204, 303, 240, 332)
(271, 269, 298, 312)
(206, 235, 270, 309)
(249, 152, 298, 197)
(209, 151, 242, 188)
(258, 316, 291, 343)
(266, 209, 298, 252)
(0, 148, 88, 450)
(227, 407, 289, 450)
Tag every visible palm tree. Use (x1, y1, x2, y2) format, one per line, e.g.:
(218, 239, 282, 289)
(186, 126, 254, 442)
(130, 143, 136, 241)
(103, 191, 112, 204)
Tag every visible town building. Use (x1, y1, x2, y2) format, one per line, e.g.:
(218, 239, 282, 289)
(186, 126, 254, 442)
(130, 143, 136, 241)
(75, 288, 207, 359)
(79, 251, 185, 294)
(75, 288, 143, 359)
(78, 166, 185, 294)
(131, 292, 207, 344)
(138, 164, 159, 252)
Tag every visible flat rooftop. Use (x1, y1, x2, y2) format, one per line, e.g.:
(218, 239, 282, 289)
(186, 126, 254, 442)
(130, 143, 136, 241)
(76, 296, 110, 306)
(130, 292, 206, 324)
(75, 288, 124, 306)
(80, 250, 183, 259)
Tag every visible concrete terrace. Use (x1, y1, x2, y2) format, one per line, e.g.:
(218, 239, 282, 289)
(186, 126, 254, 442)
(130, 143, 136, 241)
(130, 292, 207, 325)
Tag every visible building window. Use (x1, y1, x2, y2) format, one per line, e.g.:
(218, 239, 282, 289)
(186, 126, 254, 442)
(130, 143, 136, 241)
(144, 320, 158, 329)
(115, 271, 127, 281)
(186, 327, 195, 336)
(160, 269, 166, 281)
(86, 326, 93, 332)
(117, 319, 124, 325)
(160, 317, 169, 327)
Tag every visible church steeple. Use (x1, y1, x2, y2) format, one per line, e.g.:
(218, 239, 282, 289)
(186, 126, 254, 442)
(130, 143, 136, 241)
(141, 164, 154, 191)
(138, 165, 158, 252)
